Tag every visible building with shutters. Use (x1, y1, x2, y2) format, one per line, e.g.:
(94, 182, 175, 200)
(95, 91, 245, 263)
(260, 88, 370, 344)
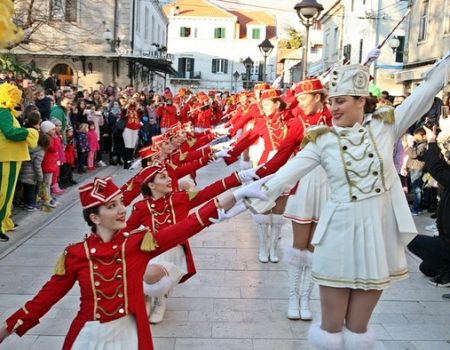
(162, 0, 277, 92)
(4, 0, 175, 90)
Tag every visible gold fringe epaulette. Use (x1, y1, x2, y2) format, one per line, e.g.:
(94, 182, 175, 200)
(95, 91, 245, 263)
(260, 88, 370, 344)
(54, 250, 67, 276)
(187, 138, 196, 148)
(300, 125, 331, 148)
(372, 106, 395, 124)
(167, 161, 177, 170)
(140, 229, 159, 252)
(188, 191, 199, 200)
(179, 152, 188, 161)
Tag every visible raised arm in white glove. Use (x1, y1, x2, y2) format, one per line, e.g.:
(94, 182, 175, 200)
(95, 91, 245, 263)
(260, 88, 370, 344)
(210, 200, 247, 223)
(214, 148, 231, 159)
(365, 47, 381, 65)
(233, 175, 274, 202)
(239, 158, 252, 170)
(237, 164, 264, 183)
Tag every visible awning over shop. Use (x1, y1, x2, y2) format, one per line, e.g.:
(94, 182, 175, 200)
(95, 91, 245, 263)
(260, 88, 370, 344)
(129, 57, 177, 76)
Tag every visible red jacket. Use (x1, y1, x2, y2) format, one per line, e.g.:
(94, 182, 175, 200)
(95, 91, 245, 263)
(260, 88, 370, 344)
(41, 136, 60, 173)
(5, 200, 220, 350)
(126, 171, 241, 282)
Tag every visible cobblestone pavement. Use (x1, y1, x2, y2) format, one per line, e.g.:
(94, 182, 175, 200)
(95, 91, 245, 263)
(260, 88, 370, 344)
(1, 162, 450, 350)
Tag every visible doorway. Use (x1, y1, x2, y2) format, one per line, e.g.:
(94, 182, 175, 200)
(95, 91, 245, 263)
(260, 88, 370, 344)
(50, 63, 74, 87)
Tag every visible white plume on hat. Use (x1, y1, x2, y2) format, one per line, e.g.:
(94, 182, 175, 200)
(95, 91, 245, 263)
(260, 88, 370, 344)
(328, 64, 370, 98)
(41, 120, 56, 134)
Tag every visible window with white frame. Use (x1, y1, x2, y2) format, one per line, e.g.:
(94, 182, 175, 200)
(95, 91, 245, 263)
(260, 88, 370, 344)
(418, 0, 429, 41)
(252, 28, 261, 39)
(180, 27, 192, 37)
(212, 59, 229, 73)
(49, 0, 78, 21)
(144, 7, 149, 40)
(214, 27, 226, 39)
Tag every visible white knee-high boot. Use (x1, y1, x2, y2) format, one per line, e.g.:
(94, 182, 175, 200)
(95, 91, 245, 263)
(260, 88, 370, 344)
(269, 214, 286, 263)
(252, 214, 271, 263)
(285, 247, 303, 320)
(143, 276, 172, 324)
(300, 250, 314, 321)
(342, 327, 375, 350)
(308, 323, 343, 350)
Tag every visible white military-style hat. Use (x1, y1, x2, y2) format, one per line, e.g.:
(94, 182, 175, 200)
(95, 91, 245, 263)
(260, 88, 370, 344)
(328, 64, 370, 98)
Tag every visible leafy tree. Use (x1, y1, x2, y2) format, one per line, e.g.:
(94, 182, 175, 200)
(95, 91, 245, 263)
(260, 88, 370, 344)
(278, 26, 303, 49)
(0, 53, 43, 81)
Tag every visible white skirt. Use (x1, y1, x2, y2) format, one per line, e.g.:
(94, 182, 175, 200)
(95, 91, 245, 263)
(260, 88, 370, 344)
(72, 315, 138, 350)
(284, 166, 329, 223)
(311, 190, 409, 290)
(149, 244, 187, 286)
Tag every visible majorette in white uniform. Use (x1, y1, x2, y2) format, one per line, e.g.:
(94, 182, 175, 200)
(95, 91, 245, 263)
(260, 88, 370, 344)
(247, 55, 450, 290)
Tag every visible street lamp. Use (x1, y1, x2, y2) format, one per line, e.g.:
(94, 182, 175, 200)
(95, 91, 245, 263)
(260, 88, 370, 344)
(294, 0, 324, 79)
(258, 38, 274, 82)
(103, 28, 121, 52)
(243, 56, 254, 89)
(233, 70, 240, 92)
(388, 36, 400, 53)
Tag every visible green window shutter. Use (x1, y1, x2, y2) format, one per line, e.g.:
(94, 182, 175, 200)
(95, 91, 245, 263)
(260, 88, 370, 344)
(180, 27, 184, 37)
(212, 59, 217, 73)
(214, 28, 219, 38)
(252, 28, 260, 39)
(224, 60, 228, 74)
(221, 28, 226, 38)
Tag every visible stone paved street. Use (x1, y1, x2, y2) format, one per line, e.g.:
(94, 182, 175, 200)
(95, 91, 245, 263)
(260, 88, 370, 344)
(1, 162, 450, 350)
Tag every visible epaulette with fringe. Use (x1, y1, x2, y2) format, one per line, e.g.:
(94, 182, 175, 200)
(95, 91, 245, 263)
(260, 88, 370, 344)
(53, 241, 81, 276)
(138, 228, 159, 252)
(300, 125, 332, 148)
(372, 106, 395, 124)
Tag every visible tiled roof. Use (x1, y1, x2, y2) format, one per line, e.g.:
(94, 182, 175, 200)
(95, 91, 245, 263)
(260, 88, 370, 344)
(162, 0, 235, 18)
(229, 11, 276, 39)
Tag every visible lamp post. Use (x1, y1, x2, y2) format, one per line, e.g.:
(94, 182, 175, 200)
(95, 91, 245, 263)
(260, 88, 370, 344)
(103, 28, 121, 52)
(233, 70, 240, 92)
(258, 38, 274, 82)
(243, 56, 254, 90)
(294, 0, 323, 79)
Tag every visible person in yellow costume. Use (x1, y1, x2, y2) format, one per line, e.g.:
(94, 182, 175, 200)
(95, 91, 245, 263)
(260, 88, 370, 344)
(0, 0, 23, 49)
(0, 82, 39, 241)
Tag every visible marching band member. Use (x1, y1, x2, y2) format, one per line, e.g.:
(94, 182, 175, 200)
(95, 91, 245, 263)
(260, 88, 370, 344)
(245, 53, 450, 350)
(0, 176, 268, 349)
(223, 88, 293, 263)
(255, 78, 332, 321)
(126, 164, 260, 324)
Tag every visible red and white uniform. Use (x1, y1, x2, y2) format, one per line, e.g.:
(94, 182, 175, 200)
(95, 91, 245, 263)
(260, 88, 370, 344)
(126, 172, 242, 283)
(4, 200, 221, 350)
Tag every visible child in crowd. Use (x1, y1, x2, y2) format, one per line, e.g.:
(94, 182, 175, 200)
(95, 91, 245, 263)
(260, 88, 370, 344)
(40, 121, 59, 208)
(50, 118, 65, 195)
(76, 123, 90, 174)
(87, 104, 106, 166)
(87, 121, 100, 170)
(19, 133, 50, 211)
(59, 127, 77, 188)
(403, 127, 428, 215)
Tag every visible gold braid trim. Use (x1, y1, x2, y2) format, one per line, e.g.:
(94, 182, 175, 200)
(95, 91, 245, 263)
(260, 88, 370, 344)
(54, 250, 67, 276)
(188, 191, 199, 200)
(300, 125, 332, 148)
(372, 106, 395, 124)
(140, 229, 159, 252)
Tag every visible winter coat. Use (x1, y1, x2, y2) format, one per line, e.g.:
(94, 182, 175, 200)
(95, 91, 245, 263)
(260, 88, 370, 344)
(35, 97, 52, 121)
(42, 136, 60, 173)
(424, 142, 450, 243)
(87, 130, 100, 152)
(19, 146, 45, 185)
(76, 132, 90, 153)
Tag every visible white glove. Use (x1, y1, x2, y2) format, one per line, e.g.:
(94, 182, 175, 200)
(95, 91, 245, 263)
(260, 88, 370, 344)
(210, 200, 247, 223)
(365, 47, 381, 65)
(129, 158, 143, 170)
(214, 148, 231, 159)
(233, 175, 274, 202)
(214, 126, 231, 136)
(212, 140, 233, 151)
(237, 164, 263, 183)
(239, 159, 252, 170)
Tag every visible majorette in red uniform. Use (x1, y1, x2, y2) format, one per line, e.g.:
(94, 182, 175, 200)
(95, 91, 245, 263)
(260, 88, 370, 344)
(156, 99, 178, 132)
(1, 177, 225, 350)
(126, 164, 255, 323)
(257, 78, 332, 321)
